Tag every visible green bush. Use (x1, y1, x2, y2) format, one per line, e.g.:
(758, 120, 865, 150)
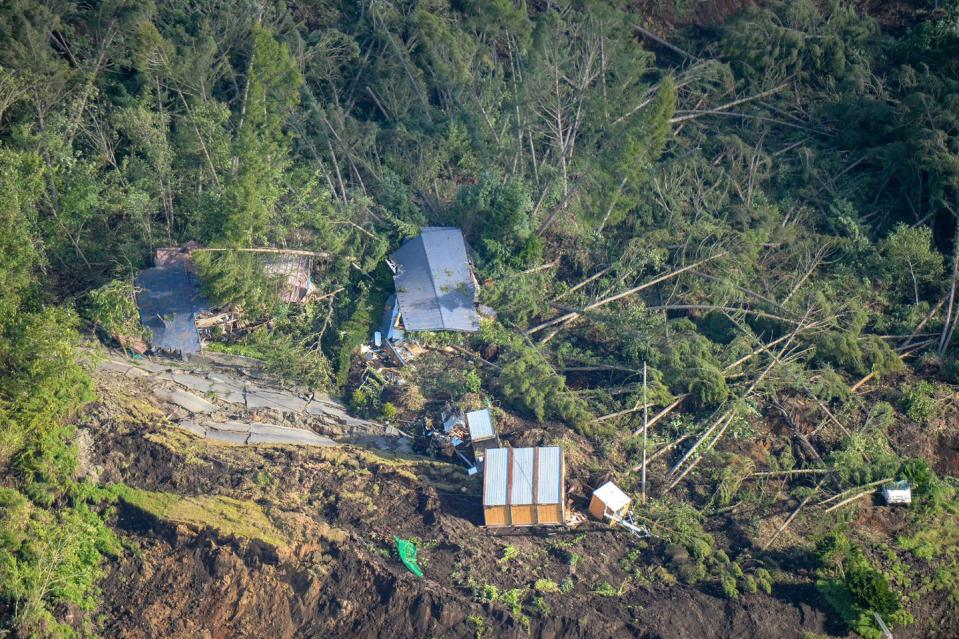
(901, 381, 939, 426)
(83, 279, 148, 344)
(846, 562, 900, 615)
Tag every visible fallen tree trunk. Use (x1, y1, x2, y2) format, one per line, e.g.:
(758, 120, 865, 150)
(762, 478, 828, 550)
(527, 252, 727, 335)
(816, 478, 891, 509)
(193, 247, 333, 258)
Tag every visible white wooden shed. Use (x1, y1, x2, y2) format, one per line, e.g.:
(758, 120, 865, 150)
(882, 480, 912, 505)
(589, 481, 632, 521)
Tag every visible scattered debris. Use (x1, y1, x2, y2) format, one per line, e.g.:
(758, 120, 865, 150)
(483, 447, 566, 527)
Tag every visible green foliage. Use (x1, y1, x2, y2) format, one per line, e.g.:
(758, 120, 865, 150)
(0, 488, 120, 637)
(816, 529, 905, 635)
(828, 430, 900, 486)
(210, 327, 333, 391)
(217, 26, 302, 247)
(814, 311, 903, 377)
(900, 380, 939, 426)
(878, 225, 944, 304)
(83, 279, 147, 344)
(498, 544, 520, 564)
(482, 322, 590, 427)
(720, 0, 876, 89)
(454, 176, 535, 270)
(380, 402, 398, 420)
(194, 251, 283, 322)
(593, 580, 621, 597)
(533, 578, 560, 594)
(846, 561, 900, 615)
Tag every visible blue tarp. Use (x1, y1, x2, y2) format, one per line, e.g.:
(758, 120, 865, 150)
(390, 227, 480, 332)
(135, 265, 207, 357)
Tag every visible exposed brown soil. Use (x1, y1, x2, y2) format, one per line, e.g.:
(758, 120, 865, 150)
(85, 360, 847, 639)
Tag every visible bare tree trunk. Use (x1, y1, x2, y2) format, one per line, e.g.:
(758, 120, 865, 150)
(940, 212, 959, 353)
(528, 252, 726, 335)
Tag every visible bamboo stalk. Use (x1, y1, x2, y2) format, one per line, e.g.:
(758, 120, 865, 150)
(749, 469, 831, 477)
(816, 478, 891, 508)
(632, 395, 686, 435)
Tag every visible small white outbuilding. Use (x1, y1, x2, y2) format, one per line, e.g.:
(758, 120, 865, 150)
(589, 481, 632, 522)
(881, 480, 912, 505)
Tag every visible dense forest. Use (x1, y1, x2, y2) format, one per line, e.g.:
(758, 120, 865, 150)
(2, 0, 959, 637)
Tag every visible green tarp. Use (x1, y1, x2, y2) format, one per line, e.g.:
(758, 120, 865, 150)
(394, 536, 424, 577)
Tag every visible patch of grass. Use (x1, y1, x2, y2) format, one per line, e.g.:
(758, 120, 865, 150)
(534, 578, 560, 593)
(593, 580, 623, 597)
(500, 588, 529, 626)
(467, 614, 490, 639)
(112, 485, 287, 548)
(499, 543, 520, 564)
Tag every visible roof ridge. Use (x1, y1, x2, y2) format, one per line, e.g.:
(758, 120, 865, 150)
(416, 234, 446, 326)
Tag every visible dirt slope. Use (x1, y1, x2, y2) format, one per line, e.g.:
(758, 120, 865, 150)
(81, 353, 846, 639)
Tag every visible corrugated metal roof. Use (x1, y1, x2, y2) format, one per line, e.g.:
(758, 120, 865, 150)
(537, 447, 563, 505)
(391, 227, 480, 332)
(484, 447, 564, 508)
(510, 448, 535, 505)
(466, 409, 495, 442)
(484, 448, 509, 506)
(135, 264, 207, 356)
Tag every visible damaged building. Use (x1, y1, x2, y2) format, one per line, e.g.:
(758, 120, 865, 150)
(384, 227, 481, 343)
(135, 246, 318, 357)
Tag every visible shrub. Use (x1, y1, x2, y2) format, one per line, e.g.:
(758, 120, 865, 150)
(901, 381, 939, 426)
(593, 581, 621, 597)
(534, 578, 560, 593)
(499, 544, 519, 564)
(84, 279, 148, 344)
(380, 402, 398, 420)
(846, 562, 900, 616)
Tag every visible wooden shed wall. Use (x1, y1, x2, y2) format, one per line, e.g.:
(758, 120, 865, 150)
(484, 506, 508, 527)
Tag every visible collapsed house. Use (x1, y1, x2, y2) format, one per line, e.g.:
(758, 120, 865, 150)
(135, 247, 317, 357)
(384, 227, 481, 342)
(135, 247, 208, 357)
(483, 447, 566, 527)
(261, 253, 316, 303)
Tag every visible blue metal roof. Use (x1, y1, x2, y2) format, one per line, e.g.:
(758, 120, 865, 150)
(135, 264, 207, 356)
(391, 227, 480, 332)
